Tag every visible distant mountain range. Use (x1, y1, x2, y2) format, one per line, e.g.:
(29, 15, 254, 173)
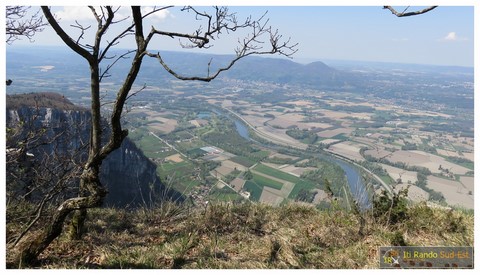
(3, 46, 381, 87)
(6, 45, 473, 97)
(131, 50, 361, 88)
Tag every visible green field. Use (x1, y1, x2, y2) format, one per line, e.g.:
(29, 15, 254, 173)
(252, 173, 283, 190)
(230, 156, 256, 167)
(252, 150, 271, 160)
(243, 181, 262, 201)
(253, 164, 317, 199)
(288, 180, 316, 200)
(129, 128, 175, 158)
(332, 133, 349, 140)
(174, 179, 202, 194)
(379, 174, 395, 185)
(208, 187, 244, 202)
(253, 164, 302, 184)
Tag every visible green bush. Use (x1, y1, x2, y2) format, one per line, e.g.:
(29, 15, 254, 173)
(373, 189, 409, 225)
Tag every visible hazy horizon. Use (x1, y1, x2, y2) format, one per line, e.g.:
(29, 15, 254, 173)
(5, 5, 475, 67)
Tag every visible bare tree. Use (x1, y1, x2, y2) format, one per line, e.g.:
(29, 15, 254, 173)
(12, 5, 296, 265)
(6, 6, 47, 44)
(6, 95, 89, 254)
(383, 6, 438, 17)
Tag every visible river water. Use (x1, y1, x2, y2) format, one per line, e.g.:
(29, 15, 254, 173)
(234, 120, 250, 140)
(232, 115, 371, 209)
(201, 110, 372, 209)
(330, 158, 372, 209)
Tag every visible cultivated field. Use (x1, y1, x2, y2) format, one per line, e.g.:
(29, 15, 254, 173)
(230, 178, 246, 192)
(459, 176, 474, 195)
(130, 109, 178, 134)
(365, 149, 472, 176)
(394, 183, 429, 203)
(278, 165, 315, 178)
(165, 153, 184, 163)
(380, 164, 418, 184)
(387, 150, 472, 175)
(426, 176, 473, 209)
(215, 160, 247, 177)
(326, 141, 364, 161)
(317, 127, 354, 138)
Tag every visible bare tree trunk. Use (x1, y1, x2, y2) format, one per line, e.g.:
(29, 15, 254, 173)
(67, 63, 102, 240)
(14, 166, 106, 266)
(67, 208, 87, 240)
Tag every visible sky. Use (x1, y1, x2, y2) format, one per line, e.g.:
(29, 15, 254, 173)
(1, 2, 479, 271)
(3, 1, 476, 67)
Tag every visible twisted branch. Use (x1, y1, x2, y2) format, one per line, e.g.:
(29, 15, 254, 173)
(383, 6, 438, 17)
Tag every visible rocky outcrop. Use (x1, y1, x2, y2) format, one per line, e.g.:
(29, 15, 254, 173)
(6, 93, 181, 207)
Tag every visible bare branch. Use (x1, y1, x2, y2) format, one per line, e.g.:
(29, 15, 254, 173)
(383, 6, 438, 17)
(69, 20, 91, 45)
(41, 6, 93, 62)
(6, 6, 47, 44)
(99, 50, 136, 82)
(126, 84, 147, 101)
(145, 6, 297, 82)
(88, 6, 101, 24)
(100, 5, 173, 62)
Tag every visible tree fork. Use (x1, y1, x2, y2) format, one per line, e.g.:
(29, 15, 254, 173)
(14, 166, 107, 266)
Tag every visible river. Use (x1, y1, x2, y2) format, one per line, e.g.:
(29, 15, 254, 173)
(329, 158, 372, 209)
(230, 114, 371, 209)
(234, 120, 250, 140)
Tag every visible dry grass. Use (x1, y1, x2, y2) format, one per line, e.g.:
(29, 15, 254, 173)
(6, 202, 473, 269)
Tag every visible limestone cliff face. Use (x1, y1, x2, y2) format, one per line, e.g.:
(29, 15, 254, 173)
(6, 97, 181, 207)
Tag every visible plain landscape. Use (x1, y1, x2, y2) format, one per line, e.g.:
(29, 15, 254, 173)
(7, 46, 474, 210)
(4, 5, 475, 269)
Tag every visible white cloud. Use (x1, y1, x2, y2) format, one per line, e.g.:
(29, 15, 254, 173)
(444, 32, 457, 41)
(56, 7, 95, 22)
(54, 6, 173, 24)
(141, 7, 173, 22)
(441, 31, 468, 42)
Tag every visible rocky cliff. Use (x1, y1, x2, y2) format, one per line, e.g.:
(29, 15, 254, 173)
(6, 92, 181, 207)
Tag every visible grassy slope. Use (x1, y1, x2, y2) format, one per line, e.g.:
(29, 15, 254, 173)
(7, 202, 473, 269)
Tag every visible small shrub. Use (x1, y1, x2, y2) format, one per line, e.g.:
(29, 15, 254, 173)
(373, 189, 409, 225)
(389, 231, 407, 246)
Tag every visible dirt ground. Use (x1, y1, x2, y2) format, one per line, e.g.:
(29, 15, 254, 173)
(279, 165, 315, 177)
(259, 187, 284, 206)
(215, 160, 247, 177)
(459, 176, 474, 195)
(165, 153, 183, 163)
(383, 150, 472, 175)
(394, 183, 429, 203)
(380, 164, 418, 184)
(230, 178, 246, 192)
(426, 176, 473, 209)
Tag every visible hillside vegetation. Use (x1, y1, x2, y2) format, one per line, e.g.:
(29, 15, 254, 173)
(6, 199, 473, 269)
(6, 92, 86, 110)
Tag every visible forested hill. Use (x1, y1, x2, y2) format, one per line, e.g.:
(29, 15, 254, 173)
(6, 92, 85, 110)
